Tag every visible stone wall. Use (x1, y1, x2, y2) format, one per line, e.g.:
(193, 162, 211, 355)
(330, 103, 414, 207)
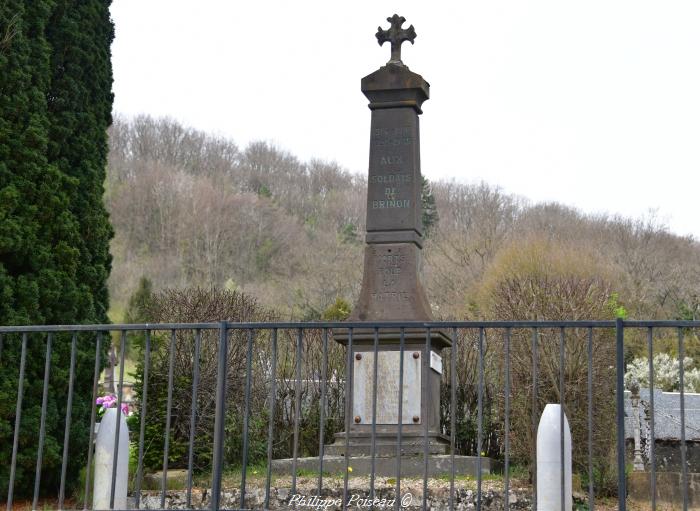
(627, 439, 700, 472)
(628, 471, 700, 508)
(650, 441, 700, 473)
(139, 487, 534, 510)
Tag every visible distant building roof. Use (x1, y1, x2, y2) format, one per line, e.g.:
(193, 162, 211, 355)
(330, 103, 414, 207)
(624, 388, 700, 441)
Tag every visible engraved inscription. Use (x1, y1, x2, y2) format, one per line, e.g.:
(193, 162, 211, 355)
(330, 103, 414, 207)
(367, 122, 415, 221)
(369, 174, 411, 184)
(372, 127, 412, 146)
(378, 254, 406, 265)
(369, 180, 411, 210)
(380, 155, 403, 165)
(377, 253, 405, 287)
(372, 199, 410, 209)
(371, 291, 410, 302)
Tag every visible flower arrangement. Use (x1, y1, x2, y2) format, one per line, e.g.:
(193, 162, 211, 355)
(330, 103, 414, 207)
(96, 394, 129, 419)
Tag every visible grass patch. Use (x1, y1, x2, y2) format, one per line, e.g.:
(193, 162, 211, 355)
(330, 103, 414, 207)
(193, 462, 277, 488)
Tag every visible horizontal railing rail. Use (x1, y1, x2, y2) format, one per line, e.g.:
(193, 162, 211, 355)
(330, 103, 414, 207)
(1, 320, 698, 511)
(6, 319, 700, 333)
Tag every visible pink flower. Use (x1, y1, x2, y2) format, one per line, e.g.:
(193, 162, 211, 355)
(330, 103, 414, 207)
(98, 394, 117, 409)
(121, 403, 129, 415)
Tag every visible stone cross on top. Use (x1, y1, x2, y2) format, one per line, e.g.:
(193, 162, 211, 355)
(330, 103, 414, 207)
(376, 14, 416, 65)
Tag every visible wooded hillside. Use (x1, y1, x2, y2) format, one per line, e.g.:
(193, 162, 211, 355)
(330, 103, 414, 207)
(106, 115, 700, 321)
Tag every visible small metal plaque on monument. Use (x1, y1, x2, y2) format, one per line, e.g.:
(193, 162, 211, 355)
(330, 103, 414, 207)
(327, 14, 451, 460)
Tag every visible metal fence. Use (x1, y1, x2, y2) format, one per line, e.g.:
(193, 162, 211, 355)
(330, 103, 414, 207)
(1, 319, 699, 510)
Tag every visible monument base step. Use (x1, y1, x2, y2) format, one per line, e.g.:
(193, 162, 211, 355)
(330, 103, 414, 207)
(271, 454, 497, 478)
(325, 440, 449, 456)
(324, 430, 450, 456)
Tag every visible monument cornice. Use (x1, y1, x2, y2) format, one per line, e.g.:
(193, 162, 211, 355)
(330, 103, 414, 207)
(361, 64, 430, 114)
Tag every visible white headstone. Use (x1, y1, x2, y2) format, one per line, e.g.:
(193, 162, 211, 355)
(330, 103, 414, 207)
(537, 403, 572, 511)
(93, 407, 129, 510)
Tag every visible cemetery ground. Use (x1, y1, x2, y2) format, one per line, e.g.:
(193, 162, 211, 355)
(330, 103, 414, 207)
(119, 466, 618, 510)
(151, 466, 683, 510)
(1, 485, 677, 511)
(15, 464, 668, 511)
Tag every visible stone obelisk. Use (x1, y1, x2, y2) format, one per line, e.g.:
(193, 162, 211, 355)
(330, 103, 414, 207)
(328, 14, 450, 460)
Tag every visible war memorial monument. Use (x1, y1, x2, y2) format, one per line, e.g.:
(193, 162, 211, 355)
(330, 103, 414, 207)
(275, 14, 493, 478)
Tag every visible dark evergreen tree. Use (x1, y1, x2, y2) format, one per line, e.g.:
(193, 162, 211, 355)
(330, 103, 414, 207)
(123, 276, 153, 358)
(0, 0, 113, 497)
(46, 0, 114, 324)
(124, 276, 153, 325)
(421, 176, 439, 238)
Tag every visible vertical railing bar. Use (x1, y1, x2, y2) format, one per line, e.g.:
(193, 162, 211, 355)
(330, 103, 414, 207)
(83, 332, 103, 510)
(370, 327, 379, 502)
(531, 328, 538, 510)
(264, 329, 278, 510)
(615, 318, 627, 511)
(395, 327, 406, 511)
(186, 329, 202, 508)
(211, 321, 229, 511)
(32, 333, 53, 511)
(449, 327, 457, 511)
(7, 333, 27, 511)
(59, 332, 78, 510)
(678, 327, 689, 511)
(504, 328, 511, 511)
(422, 327, 432, 511)
(0, 333, 3, 363)
(158, 330, 176, 509)
(317, 328, 329, 494)
(342, 329, 354, 509)
(240, 329, 255, 510)
(587, 327, 594, 511)
(477, 327, 485, 511)
(647, 327, 656, 511)
(135, 330, 152, 509)
(559, 327, 565, 511)
(110, 330, 128, 510)
(291, 328, 303, 497)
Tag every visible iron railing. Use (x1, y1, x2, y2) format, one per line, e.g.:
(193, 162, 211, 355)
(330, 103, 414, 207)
(1, 320, 699, 510)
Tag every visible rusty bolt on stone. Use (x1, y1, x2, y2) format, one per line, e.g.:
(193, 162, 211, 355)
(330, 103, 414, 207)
(355, 353, 362, 360)
(354, 416, 362, 423)
(413, 352, 420, 359)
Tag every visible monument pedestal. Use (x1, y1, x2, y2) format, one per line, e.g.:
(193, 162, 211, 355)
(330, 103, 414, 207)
(329, 330, 451, 459)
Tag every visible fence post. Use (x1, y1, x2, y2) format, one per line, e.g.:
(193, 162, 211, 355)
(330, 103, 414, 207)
(615, 317, 627, 510)
(536, 403, 571, 511)
(211, 321, 228, 511)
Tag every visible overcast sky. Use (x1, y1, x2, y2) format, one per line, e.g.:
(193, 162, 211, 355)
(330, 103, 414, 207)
(110, 1, 700, 239)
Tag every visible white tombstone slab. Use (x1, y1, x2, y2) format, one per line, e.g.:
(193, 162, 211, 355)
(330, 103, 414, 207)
(537, 403, 572, 511)
(93, 407, 129, 510)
